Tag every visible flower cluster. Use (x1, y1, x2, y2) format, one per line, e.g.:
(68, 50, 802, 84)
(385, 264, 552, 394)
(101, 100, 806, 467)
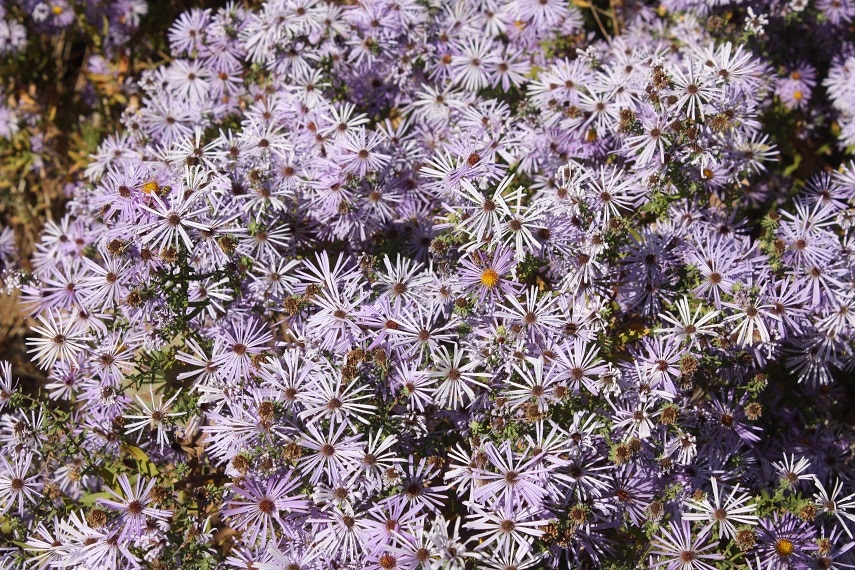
(1, 0, 855, 569)
(0, 0, 156, 286)
(0, 0, 147, 58)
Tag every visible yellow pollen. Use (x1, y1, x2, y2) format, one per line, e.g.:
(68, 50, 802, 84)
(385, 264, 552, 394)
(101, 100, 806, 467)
(142, 181, 160, 194)
(52, 5, 63, 14)
(793, 90, 803, 101)
(775, 539, 794, 557)
(481, 268, 500, 288)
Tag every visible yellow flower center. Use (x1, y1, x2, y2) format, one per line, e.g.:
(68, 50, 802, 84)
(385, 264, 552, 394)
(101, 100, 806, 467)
(775, 539, 794, 557)
(481, 268, 500, 288)
(52, 5, 63, 15)
(793, 90, 803, 100)
(142, 181, 160, 194)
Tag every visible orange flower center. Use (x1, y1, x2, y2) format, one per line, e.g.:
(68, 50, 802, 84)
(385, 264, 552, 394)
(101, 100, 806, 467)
(481, 268, 499, 288)
(775, 539, 794, 557)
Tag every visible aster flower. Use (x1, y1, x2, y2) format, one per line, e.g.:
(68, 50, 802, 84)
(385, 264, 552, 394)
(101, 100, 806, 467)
(450, 36, 497, 92)
(722, 291, 777, 347)
(552, 339, 608, 396)
(137, 185, 210, 254)
(429, 344, 489, 410)
(431, 515, 476, 569)
(309, 507, 372, 564)
(38, 258, 88, 311)
(58, 510, 140, 569)
(649, 518, 723, 570)
(221, 472, 308, 546)
(298, 421, 363, 485)
(388, 455, 449, 514)
(305, 282, 367, 352)
(495, 181, 546, 261)
(393, 361, 438, 414)
(464, 501, 545, 555)
(609, 395, 659, 440)
(772, 453, 817, 489)
(27, 310, 89, 370)
(811, 526, 855, 570)
(297, 372, 377, 428)
(753, 513, 818, 570)
(0, 360, 17, 411)
(656, 297, 720, 349)
(166, 58, 212, 104)
(704, 391, 762, 447)
(814, 479, 855, 538)
(682, 477, 758, 539)
(506, 356, 561, 413)
(213, 318, 273, 380)
(0, 452, 41, 518)
(777, 64, 816, 110)
(123, 387, 186, 451)
(624, 114, 670, 166)
(473, 440, 549, 508)
(338, 127, 391, 177)
(352, 430, 402, 493)
(373, 254, 431, 306)
(458, 246, 519, 304)
(670, 62, 718, 121)
(609, 465, 655, 526)
(97, 474, 172, 541)
(23, 518, 68, 569)
(168, 7, 212, 55)
(362, 500, 423, 556)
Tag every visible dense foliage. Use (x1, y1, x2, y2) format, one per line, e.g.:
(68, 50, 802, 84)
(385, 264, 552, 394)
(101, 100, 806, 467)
(2, 0, 855, 568)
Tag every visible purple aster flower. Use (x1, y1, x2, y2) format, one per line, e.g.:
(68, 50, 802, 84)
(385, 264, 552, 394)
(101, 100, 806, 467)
(56, 510, 140, 568)
(772, 453, 817, 490)
(27, 309, 90, 370)
(682, 476, 758, 539)
(552, 339, 608, 396)
(0, 360, 17, 411)
(384, 455, 449, 514)
(505, 355, 561, 413)
(213, 317, 273, 380)
(297, 371, 376, 429)
(814, 479, 855, 538)
(753, 513, 818, 570)
(427, 344, 489, 410)
(298, 421, 363, 485)
(221, 472, 308, 546)
(608, 465, 655, 526)
(464, 500, 545, 556)
(137, 183, 211, 254)
(97, 474, 172, 542)
(458, 246, 519, 304)
(649, 518, 723, 570)
(473, 440, 549, 508)
(0, 452, 41, 518)
(123, 387, 185, 451)
(656, 297, 721, 349)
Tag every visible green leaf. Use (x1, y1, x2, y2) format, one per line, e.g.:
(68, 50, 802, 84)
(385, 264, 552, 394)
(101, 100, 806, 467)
(122, 445, 160, 477)
(79, 491, 113, 507)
